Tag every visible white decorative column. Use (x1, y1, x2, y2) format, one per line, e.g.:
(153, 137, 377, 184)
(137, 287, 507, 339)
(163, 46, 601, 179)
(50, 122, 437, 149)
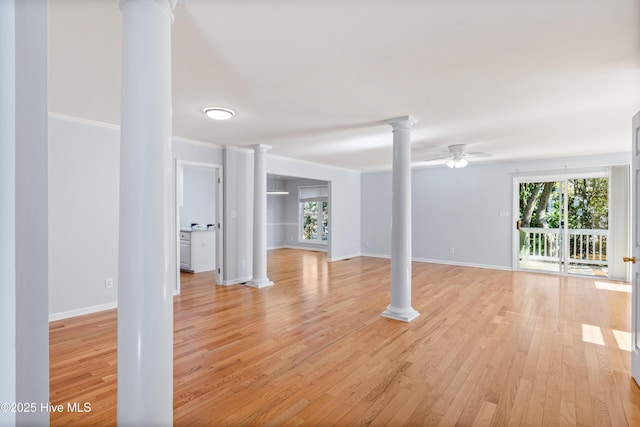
(118, 0, 179, 425)
(1, 1, 49, 426)
(381, 116, 420, 322)
(247, 144, 274, 288)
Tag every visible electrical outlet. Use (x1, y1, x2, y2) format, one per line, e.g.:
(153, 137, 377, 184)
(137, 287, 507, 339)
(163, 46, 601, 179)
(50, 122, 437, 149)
(241, 260, 246, 268)
(449, 248, 455, 254)
(105, 278, 114, 289)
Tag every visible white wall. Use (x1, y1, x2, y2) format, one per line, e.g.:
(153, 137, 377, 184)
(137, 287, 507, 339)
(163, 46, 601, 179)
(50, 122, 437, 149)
(222, 147, 254, 284)
(48, 117, 120, 317)
(411, 163, 513, 268)
(180, 166, 217, 228)
(267, 155, 362, 261)
(47, 124, 235, 318)
(47, 120, 259, 312)
(266, 185, 287, 249)
(173, 138, 223, 165)
(361, 152, 630, 270)
(360, 172, 392, 258)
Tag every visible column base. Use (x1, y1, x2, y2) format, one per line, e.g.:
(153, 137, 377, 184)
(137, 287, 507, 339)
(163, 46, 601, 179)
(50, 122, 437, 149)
(381, 305, 419, 322)
(245, 278, 274, 288)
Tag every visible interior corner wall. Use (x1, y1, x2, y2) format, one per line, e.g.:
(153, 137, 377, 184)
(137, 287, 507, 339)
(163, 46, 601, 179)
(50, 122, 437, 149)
(267, 156, 361, 261)
(222, 148, 254, 284)
(48, 117, 120, 316)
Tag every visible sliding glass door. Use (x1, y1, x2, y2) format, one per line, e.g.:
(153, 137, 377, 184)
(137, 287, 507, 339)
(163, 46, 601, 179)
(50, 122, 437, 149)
(565, 177, 609, 276)
(518, 180, 565, 273)
(517, 175, 609, 277)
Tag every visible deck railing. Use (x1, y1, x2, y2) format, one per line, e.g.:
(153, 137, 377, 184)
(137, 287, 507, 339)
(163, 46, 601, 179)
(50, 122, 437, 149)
(520, 227, 607, 266)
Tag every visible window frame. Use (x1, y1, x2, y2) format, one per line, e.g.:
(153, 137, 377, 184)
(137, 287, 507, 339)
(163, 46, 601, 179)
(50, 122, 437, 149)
(298, 185, 329, 245)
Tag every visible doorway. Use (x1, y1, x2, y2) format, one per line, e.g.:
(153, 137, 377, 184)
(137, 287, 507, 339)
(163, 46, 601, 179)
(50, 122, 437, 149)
(175, 160, 223, 294)
(515, 174, 609, 277)
(266, 175, 330, 254)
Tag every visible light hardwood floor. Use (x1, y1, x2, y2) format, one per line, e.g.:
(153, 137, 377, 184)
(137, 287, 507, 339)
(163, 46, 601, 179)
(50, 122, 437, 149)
(50, 248, 640, 426)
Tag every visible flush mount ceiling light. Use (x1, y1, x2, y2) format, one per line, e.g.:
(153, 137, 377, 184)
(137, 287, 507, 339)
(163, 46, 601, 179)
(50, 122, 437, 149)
(202, 107, 235, 121)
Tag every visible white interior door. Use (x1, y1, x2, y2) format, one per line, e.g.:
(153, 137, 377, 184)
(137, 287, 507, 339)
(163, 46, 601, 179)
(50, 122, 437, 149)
(631, 111, 640, 383)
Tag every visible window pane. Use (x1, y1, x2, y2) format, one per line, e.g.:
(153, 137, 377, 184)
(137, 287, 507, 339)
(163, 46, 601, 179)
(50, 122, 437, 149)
(303, 201, 317, 240)
(322, 201, 328, 240)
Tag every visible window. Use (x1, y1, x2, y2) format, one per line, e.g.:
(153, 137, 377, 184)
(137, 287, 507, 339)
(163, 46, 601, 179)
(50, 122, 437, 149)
(299, 186, 329, 243)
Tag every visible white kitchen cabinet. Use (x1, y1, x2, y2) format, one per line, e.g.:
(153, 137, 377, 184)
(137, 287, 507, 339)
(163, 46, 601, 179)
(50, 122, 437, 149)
(179, 230, 215, 273)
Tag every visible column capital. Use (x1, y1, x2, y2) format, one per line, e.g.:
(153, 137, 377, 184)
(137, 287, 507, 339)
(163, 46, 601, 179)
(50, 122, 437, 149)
(385, 115, 418, 130)
(252, 144, 272, 153)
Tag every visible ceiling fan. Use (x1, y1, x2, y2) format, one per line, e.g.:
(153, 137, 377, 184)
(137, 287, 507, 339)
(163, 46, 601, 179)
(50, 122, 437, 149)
(415, 144, 491, 168)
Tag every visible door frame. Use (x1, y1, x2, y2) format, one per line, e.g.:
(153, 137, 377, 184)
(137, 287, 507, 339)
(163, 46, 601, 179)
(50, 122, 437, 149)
(175, 160, 224, 295)
(512, 170, 609, 276)
(631, 111, 640, 382)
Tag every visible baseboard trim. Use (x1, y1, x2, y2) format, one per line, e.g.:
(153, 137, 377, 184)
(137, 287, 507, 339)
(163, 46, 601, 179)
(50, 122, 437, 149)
(220, 275, 252, 286)
(328, 252, 362, 262)
(360, 252, 389, 259)
(411, 257, 512, 272)
(359, 253, 512, 272)
(269, 245, 328, 252)
(49, 301, 117, 322)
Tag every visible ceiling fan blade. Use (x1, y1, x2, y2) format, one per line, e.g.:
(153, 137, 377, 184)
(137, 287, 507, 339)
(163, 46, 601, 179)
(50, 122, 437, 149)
(461, 151, 492, 158)
(414, 144, 492, 163)
(415, 153, 451, 162)
(412, 146, 447, 155)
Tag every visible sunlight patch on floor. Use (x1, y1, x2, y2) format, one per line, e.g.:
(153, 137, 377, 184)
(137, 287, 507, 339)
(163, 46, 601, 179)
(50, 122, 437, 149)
(582, 324, 605, 346)
(594, 281, 631, 293)
(612, 329, 632, 352)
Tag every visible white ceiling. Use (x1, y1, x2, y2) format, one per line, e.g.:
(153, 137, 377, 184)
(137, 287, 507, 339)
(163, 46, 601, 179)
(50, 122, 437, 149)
(49, 0, 640, 171)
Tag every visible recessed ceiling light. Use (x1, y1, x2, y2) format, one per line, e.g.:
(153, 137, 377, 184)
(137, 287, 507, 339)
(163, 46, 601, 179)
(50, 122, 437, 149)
(202, 107, 235, 121)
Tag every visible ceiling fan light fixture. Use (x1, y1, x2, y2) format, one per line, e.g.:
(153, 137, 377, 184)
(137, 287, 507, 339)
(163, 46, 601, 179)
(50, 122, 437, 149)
(447, 157, 468, 168)
(203, 107, 235, 121)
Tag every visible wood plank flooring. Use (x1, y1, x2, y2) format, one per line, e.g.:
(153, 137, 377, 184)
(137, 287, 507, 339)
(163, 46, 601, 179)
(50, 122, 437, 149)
(49, 249, 640, 426)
